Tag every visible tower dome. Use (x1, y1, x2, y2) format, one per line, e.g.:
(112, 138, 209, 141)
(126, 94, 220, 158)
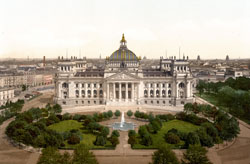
(109, 34, 138, 61)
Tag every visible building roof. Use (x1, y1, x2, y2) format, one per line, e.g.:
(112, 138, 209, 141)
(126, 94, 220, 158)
(108, 34, 138, 61)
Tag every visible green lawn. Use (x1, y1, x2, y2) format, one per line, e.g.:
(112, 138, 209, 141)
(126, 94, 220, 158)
(48, 120, 114, 149)
(48, 120, 83, 132)
(133, 119, 200, 149)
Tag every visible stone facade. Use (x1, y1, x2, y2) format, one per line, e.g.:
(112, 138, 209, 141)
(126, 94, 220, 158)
(55, 34, 194, 107)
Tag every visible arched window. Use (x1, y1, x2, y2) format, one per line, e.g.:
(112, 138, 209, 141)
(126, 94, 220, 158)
(75, 90, 79, 98)
(81, 90, 85, 97)
(156, 90, 160, 97)
(150, 90, 154, 97)
(179, 82, 185, 88)
(162, 90, 166, 97)
(88, 90, 91, 97)
(168, 90, 171, 97)
(62, 82, 68, 88)
(94, 90, 97, 98)
(144, 90, 148, 97)
(99, 90, 103, 97)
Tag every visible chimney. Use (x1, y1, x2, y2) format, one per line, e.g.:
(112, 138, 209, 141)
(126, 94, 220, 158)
(43, 56, 46, 67)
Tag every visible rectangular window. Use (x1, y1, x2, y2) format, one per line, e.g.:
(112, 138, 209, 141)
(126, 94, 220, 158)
(76, 83, 78, 88)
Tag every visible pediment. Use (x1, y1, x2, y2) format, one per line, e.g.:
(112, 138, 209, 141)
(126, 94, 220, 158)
(107, 71, 139, 81)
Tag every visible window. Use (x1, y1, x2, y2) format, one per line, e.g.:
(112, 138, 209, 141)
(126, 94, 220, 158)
(157, 83, 159, 87)
(151, 101, 153, 104)
(100, 84, 102, 88)
(163, 101, 165, 104)
(88, 101, 90, 104)
(76, 83, 79, 88)
(150, 83, 153, 87)
(63, 101, 66, 105)
(100, 101, 102, 104)
(157, 101, 159, 104)
(94, 83, 96, 88)
(82, 101, 84, 104)
(168, 84, 171, 88)
(145, 101, 147, 104)
(181, 101, 185, 104)
(76, 101, 78, 104)
(88, 83, 91, 88)
(162, 84, 165, 88)
(82, 83, 84, 87)
(94, 101, 96, 104)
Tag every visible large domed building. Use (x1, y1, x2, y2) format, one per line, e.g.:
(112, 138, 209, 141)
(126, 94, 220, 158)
(55, 34, 194, 107)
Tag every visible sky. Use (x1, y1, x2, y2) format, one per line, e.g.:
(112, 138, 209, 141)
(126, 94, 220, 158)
(0, 0, 250, 59)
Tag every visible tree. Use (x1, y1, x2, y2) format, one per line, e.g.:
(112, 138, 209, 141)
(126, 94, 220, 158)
(164, 132, 180, 144)
(72, 144, 98, 164)
(182, 144, 212, 164)
(100, 127, 109, 138)
(22, 85, 27, 91)
(111, 130, 120, 137)
(128, 135, 137, 146)
(128, 130, 136, 137)
(151, 145, 180, 164)
(107, 110, 113, 118)
(109, 136, 119, 146)
(141, 133, 153, 146)
(94, 135, 106, 146)
(196, 80, 206, 95)
(185, 132, 200, 147)
(52, 104, 62, 114)
(114, 110, 121, 117)
(127, 110, 133, 118)
(184, 103, 193, 114)
(68, 133, 81, 145)
(37, 147, 63, 164)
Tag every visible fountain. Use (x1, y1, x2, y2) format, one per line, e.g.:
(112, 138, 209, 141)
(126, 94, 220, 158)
(112, 111, 135, 131)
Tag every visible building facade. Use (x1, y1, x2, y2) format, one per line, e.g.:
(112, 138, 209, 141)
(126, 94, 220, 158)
(55, 34, 194, 106)
(0, 88, 15, 106)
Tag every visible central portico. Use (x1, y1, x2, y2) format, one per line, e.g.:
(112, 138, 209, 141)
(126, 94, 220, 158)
(106, 71, 140, 105)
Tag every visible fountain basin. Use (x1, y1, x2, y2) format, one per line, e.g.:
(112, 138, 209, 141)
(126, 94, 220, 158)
(112, 122, 135, 131)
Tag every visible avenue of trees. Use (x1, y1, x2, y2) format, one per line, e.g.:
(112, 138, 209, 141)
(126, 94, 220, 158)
(0, 99, 24, 125)
(196, 77, 250, 122)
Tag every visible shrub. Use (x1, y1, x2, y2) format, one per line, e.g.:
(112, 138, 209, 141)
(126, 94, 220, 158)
(107, 110, 113, 118)
(62, 113, 72, 120)
(141, 133, 153, 146)
(68, 134, 81, 145)
(185, 132, 200, 147)
(94, 135, 106, 146)
(164, 132, 180, 144)
(127, 110, 133, 118)
(114, 110, 121, 117)
(128, 130, 136, 137)
(109, 136, 119, 146)
(73, 114, 82, 121)
(111, 130, 120, 137)
(128, 135, 137, 146)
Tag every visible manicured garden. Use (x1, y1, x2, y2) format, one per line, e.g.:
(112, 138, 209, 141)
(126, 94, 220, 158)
(132, 119, 199, 149)
(6, 104, 120, 150)
(128, 107, 240, 150)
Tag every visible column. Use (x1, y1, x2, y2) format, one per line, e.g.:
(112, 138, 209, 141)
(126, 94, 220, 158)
(119, 82, 121, 101)
(153, 83, 156, 98)
(91, 83, 93, 98)
(125, 82, 128, 101)
(85, 83, 87, 98)
(113, 83, 116, 101)
(159, 83, 162, 98)
(131, 83, 134, 101)
(107, 83, 109, 100)
(147, 83, 150, 98)
(137, 83, 140, 103)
